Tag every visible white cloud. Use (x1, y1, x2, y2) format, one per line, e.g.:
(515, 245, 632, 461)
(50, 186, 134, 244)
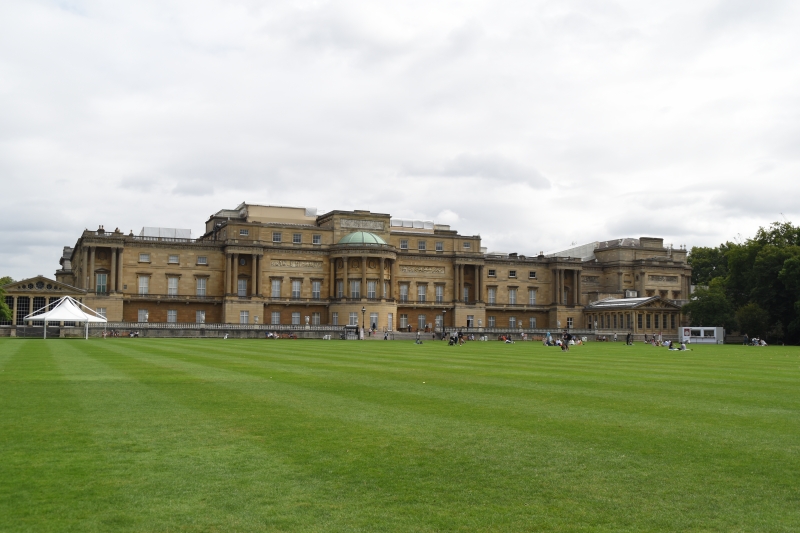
(1, 0, 800, 279)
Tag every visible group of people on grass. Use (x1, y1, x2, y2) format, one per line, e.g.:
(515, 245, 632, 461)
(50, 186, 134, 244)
(742, 334, 768, 346)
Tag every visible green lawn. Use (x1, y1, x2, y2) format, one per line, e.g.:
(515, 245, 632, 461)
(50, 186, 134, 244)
(1, 339, 799, 532)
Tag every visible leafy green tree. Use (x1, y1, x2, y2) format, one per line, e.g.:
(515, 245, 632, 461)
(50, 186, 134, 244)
(0, 276, 12, 322)
(735, 303, 770, 338)
(688, 245, 729, 285)
(682, 282, 736, 330)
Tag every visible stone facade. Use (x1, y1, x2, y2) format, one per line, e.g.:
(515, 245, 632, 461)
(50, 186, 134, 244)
(2, 203, 692, 336)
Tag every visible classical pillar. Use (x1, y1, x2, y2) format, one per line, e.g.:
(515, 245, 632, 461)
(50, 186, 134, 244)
(379, 258, 385, 299)
(476, 265, 481, 302)
(232, 253, 239, 295)
(253, 254, 260, 296)
(110, 248, 117, 292)
(82, 247, 89, 289)
(342, 256, 349, 299)
(391, 259, 398, 299)
(573, 270, 578, 306)
(329, 258, 336, 298)
(89, 246, 96, 293)
(453, 262, 459, 302)
(225, 254, 231, 295)
(361, 255, 367, 299)
(459, 264, 464, 302)
(117, 248, 124, 292)
(12, 296, 17, 326)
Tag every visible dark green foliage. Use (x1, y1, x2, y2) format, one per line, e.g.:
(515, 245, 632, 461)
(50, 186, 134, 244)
(0, 276, 13, 322)
(735, 303, 771, 338)
(682, 283, 735, 329)
(687, 222, 800, 344)
(2, 339, 800, 532)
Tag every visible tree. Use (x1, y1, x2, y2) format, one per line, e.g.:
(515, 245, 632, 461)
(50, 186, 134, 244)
(0, 276, 12, 322)
(735, 303, 770, 339)
(682, 282, 736, 330)
(688, 245, 730, 285)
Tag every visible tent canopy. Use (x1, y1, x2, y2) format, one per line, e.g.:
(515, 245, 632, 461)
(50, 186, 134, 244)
(24, 296, 107, 323)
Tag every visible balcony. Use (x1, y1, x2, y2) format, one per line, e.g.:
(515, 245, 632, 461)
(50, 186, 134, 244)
(125, 293, 222, 303)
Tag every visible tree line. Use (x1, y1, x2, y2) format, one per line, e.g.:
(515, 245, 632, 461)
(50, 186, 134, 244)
(684, 222, 800, 343)
(0, 276, 14, 322)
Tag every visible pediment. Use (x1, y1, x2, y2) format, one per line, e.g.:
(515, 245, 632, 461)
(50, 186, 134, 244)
(3, 275, 86, 295)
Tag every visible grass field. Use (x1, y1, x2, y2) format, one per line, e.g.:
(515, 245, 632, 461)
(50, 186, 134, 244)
(1, 338, 799, 532)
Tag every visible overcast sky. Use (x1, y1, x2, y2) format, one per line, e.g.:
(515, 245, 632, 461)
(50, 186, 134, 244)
(2, 0, 800, 281)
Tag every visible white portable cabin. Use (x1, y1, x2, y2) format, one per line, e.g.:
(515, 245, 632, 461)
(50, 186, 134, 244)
(680, 326, 724, 344)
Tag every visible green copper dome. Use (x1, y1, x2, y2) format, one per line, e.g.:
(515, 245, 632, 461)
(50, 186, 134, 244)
(337, 231, 387, 245)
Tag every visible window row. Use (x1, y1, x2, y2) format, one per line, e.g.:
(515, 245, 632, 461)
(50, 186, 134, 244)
(486, 288, 537, 305)
(486, 316, 539, 329)
(486, 269, 536, 279)
(587, 312, 678, 330)
(397, 240, 471, 251)
(137, 253, 207, 265)
(270, 232, 322, 245)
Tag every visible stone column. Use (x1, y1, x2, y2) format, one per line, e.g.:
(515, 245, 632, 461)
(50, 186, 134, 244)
(361, 255, 367, 299)
(82, 247, 89, 289)
(117, 248, 124, 292)
(89, 246, 96, 293)
(379, 258, 385, 299)
(453, 262, 459, 302)
(110, 248, 117, 292)
(573, 270, 578, 305)
(225, 254, 231, 295)
(476, 265, 481, 302)
(12, 296, 17, 326)
(391, 259, 398, 299)
(329, 258, 336, 298)
(342, 256, 349, 299)
(551, 269, 557, 303)
(459, 264, 464, 302)
(232, 254, 239, 295)
(253, 254, 260, 296)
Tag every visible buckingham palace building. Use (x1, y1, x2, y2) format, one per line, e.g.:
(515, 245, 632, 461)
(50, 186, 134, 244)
(2, 203, 692, 335)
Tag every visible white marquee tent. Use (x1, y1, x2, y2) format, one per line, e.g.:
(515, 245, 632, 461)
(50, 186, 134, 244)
(23, 296, 107, 339)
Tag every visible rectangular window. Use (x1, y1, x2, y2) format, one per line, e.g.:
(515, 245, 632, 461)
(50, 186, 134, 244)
(196, 310, 205, 323)
(196, 278, 207, 296)
(351, 280, 361, 299)
(271, 311, 281, 325)
(646, 314, 651, 328)
(627, 314, 631, 329)
(655, 314, 660, 329)
(291, 312, 300, 325)
(399, 284, 408, 303)
(239, 229, 249, 236)
(567, 317, 573, 329)
(168, 254, 179, 264)
(601, 315, 605, 329)
(418, 314, 426, 330)
(417, 284, 426, 303)
(312, 281, 321, 300)
(463, 242, 471, 249)
(238, 278, 247, 297)
(293, 233, 302, 244)
(528, 289, 536, 306)
(400, 239, 408, 250)
(488, 316, 496, 327)
(435, 314, 443, 329)
(271, 279, 281, 298)
(467, 315, 474, 328)
(418, 241, 427, 251)
(197, 256, 208, 265)
(488, 288, 496, 304)
(463, 286, 469, 302)
(138, 276, 149, 295)
(508, 288, 517, 305)
(336, 280, 343, 299)
(139, 253, 150, 263)
(96, 273, 107, 294)
(312, 312, 321, 325)
(671, 314, 676, 329)
(488, 269, 496, 277)
(529, 317, 537, 329)
(240, 311, 249, 324)
(167, 310, 177, 323)
(332, 312, 338, 326)
(138, 309, 148, 322)
(435, 285, 443, 303)
(529, 271, 536, 279)
(384, 281, 389, 299)
(292, 280, 301, 299)
(509, 270, 517, 278)
(313, 234, 321, 245)
(168, 277, 178, 296)
(399, 314, 408, 329)
(369, 312, 378, 329)
(367, 281, 376, 299)
(272, 232, 282, 243)
(509, 316, 516, 329)
(638, 313, 643, 329)
(97, 307, 107, 319)
(435, 241, 443, 252)
(349, 312, 358, 326)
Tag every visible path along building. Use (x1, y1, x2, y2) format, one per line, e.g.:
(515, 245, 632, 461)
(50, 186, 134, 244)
(1, 203, 691, 335)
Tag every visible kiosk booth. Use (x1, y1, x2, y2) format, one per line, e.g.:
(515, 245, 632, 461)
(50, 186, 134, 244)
(680, 326, 724, 344)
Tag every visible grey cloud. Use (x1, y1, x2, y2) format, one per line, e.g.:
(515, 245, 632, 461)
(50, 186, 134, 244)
(406, 154, 551, 189)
